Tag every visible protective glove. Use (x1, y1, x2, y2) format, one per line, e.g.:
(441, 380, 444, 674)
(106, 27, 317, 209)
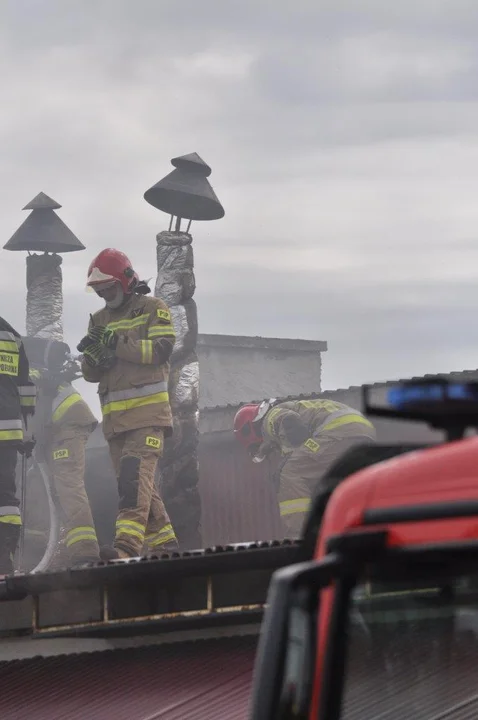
(86, 325, 106, 344)
(19, 436, 36, 458)
(59, 359, 82, 383)
(77, 334, 97, 353)
(88, 325, 118, 350)
(82, 344, 117, 370)
(36, 370, 61, 396)
(19, 418, 36, 458)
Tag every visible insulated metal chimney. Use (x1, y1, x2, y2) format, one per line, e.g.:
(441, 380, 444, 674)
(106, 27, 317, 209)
(4, 192, 85, 340)
(144, 153, 224, 550)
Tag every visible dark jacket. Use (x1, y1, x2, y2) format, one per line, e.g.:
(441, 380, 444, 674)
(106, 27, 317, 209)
(0, 318, 36, 444)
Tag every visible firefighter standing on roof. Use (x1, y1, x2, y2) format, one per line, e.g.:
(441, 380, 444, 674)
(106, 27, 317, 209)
(234, 397, 376, 537)
(23, 337, 101, 567)
(78, 248, 178, 560)
(0, 317, 36, 575)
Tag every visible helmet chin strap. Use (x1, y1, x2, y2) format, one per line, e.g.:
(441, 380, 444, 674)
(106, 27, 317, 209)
(105, 286, 125, 309)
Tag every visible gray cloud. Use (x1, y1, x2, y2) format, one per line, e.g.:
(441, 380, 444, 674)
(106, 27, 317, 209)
(1, 0, 478, 415)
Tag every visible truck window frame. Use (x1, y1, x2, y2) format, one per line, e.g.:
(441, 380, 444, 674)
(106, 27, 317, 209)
(317, 541, 478, 720)
(249, 555, 341, 720)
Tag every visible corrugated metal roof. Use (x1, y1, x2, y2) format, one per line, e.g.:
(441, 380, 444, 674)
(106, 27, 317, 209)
(1, 635, 257, 719)
(199, 439, 284, 546)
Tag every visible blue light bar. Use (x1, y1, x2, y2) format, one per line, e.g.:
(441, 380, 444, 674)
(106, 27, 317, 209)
(388, 383, 478, 409)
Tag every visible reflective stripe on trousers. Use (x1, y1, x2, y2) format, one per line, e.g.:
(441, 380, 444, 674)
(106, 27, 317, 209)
(100, 381, 169, 416)
(52, 385, 82, 423)
(279, 498, 311, 517)
(66, 525, 98, 548)
(0, 505, 21, 526)
(146, 523, 176, 548)
(115, 518, 145, 544)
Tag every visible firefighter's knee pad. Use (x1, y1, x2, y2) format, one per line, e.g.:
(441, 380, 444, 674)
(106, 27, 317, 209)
(118, 455, 140, 509)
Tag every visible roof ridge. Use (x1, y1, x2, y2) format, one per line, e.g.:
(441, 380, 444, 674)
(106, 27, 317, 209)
(200, 367, 478, 411)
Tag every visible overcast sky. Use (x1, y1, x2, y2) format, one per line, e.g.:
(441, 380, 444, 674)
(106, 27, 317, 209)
(1, 0, 478, 416)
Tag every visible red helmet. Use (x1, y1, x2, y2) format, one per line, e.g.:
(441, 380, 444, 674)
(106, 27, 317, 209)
(234, 404, 263, 454)
(87, 248, 139, 294)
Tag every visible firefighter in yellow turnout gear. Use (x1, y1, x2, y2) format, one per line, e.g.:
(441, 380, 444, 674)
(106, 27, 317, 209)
(234, 397, 376, 537)
(24, 338, 101, 567)
(79, 249, 178, 560)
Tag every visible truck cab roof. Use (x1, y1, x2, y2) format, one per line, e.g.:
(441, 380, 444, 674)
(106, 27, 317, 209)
(317, 436, 478, 559)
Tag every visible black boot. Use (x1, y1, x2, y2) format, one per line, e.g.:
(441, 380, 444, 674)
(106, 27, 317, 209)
(99, 545, 120, 561)
(162, 539, 180, 553)
(146, 539, 180, 557)
(99, 545, 132, 561)
(70, 555, 101, 569)
(0, 549, 14, 577)
(0, 522, 20, 576)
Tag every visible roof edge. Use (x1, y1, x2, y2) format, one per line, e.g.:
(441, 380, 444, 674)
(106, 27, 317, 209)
(197, 333, 327, 353)
(199, 367, 478, 413)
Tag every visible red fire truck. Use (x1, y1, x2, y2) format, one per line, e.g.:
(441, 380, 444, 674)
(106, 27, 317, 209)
(250, 377, 478, 720)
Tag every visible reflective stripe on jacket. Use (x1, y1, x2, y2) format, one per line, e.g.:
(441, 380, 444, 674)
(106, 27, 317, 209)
(0, 321, 36, 443)
(262, 398, 375, 455)
(100, 381, 169, 416)
(0, 419, 23, 442)
(81, 294, 175, 439)
(0, 505, 21, 527)
(51, 383, 97, 429)
(29, 370, 97, 434)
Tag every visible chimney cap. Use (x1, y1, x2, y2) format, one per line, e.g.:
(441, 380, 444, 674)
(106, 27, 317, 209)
(4, 193, 85, 253)
(144, 152, 224, 221)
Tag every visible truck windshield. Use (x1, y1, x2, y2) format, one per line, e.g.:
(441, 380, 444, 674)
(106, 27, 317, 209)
(342, 574, 478, 720)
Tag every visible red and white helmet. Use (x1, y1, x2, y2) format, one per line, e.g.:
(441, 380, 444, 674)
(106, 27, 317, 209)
(87, 248, 139, 294)
(233, 398, 277, 459)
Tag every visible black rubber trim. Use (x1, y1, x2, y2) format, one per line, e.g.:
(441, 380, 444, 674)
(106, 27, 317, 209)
(363, 499, 478, 525)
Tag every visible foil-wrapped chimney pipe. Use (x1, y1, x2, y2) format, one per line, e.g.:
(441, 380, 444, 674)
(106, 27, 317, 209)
(4, 192, 85, 570)
(144, 153, 224, 550)
(4, 191, 85, 341)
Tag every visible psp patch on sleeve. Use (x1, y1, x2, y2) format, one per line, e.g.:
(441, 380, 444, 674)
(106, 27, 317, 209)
(156, 309, 171, 323)
(146, 435, 162, 449)
(53, 448, 69, 460)
(304, 438, 320, 453)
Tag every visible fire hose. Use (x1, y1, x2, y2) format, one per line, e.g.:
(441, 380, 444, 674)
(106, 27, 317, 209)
(15, 358, 83, 574)
(16, 452, 61, 574)
(28, 455, 61, 574)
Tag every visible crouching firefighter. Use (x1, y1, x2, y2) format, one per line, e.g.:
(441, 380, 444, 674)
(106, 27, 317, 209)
(0, 317, 36, 575)
(234, 397, 376, 538)
(78, 248, 179, 560)
(22, 337, 101, 568)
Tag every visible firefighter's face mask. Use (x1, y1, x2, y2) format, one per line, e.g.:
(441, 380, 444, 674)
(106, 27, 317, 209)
(93, 281, 125, 310)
